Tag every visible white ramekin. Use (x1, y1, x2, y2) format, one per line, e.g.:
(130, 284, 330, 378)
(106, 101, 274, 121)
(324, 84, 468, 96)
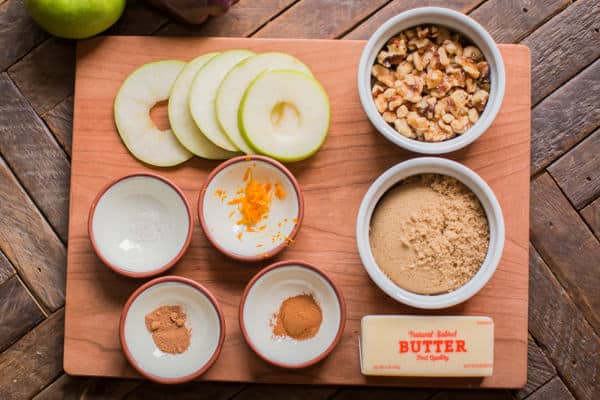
(357, 7, 506, 154)
(356, 157, 505, 309)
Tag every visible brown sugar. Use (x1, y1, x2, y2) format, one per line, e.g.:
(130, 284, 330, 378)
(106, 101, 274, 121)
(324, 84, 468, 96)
(369, 174, 489, 294)
(145, 305, 191, 354)
(272, 294, 322, 340)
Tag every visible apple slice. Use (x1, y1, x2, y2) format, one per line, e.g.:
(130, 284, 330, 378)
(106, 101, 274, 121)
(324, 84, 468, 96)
(239, 70, 330, 162)
(114, 60, 193, 167)
(169, 53, 238, 159)
(189, 49, 254, 152)
(215, 52, 312, 154)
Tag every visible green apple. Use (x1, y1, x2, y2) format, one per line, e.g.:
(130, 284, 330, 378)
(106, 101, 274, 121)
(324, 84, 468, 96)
(169, 53, 238, 160)
(25, 0, 126, 39)
(189, 49, 254, 152)
(239, 70, 330, 162)
(114, 60, 193, 167)
(215, 52, 312, 155)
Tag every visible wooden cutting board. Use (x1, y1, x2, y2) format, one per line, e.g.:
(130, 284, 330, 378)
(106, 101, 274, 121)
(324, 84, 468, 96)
(65, 36, 530, 388)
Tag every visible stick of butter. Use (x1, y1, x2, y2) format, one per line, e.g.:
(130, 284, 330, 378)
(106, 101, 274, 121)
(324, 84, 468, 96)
(360, 315, 494, 377)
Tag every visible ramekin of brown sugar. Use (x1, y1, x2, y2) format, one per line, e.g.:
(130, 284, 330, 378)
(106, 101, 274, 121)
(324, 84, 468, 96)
(357, 7, 505, 154)
(356, 157, 505, 309)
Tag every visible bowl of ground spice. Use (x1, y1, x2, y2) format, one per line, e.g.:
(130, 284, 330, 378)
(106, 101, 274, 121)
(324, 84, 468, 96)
(199, 155, 304, 262)
(239, 260, 346, 368)
(119, 276, 225, 384)
(356, 157, 504, 309)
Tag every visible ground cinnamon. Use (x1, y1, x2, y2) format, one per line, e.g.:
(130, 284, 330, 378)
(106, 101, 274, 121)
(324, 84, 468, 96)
(145, 305, 191, 354)
(272, 294, 322, 340)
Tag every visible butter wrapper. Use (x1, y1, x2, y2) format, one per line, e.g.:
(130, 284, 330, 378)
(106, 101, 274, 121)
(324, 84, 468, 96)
(360, 315, 494, 377)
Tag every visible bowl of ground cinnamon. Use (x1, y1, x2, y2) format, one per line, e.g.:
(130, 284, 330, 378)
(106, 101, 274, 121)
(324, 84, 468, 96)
(199, 155, 304, 262)
(239, 260, 346, 368)
(356, 157, 504, 309)
(119, 276, 225, 384)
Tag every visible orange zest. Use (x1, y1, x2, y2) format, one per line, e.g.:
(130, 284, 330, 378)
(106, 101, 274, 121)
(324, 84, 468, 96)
(228, 168, 273, 228)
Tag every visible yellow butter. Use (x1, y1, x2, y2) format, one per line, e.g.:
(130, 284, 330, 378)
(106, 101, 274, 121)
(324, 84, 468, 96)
(360, 315, 494, 377)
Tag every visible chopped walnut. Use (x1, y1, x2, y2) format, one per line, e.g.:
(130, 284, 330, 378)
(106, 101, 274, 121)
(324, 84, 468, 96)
(371, 24, 491, 142)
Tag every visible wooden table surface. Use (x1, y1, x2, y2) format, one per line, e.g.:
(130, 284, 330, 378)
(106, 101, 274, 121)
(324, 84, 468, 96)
(0, 0, 598, 399)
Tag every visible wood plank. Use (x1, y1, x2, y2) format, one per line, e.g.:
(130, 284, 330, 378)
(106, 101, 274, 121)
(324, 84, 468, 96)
(514, 335, 557, 399)
(0, 248, 16, 286)
(581, 198, 600, 239)
(254, 0, 389, 39)
(333, 387, 433, 400)
(33, 375, 141, 400)
(526, 377, 575, 400)
(0, 155, 66, 311)
(531, 58, 600, 173)
(42, 96, 73, 157)
(7, 37, 74, 115)
(0, 309, 64, 400)
(157, 0, 297, 36)
(0, 0, 49, 71)
(469, 0, 571, 43)
(0, 73, 70, 241)
(522, 0, 600, 105)
(0, 275, 45, 352)
(125, 382, 244, 400)
(528, 246, 600, 400)
(106, 0, 167, 35)
(548, 128, 600, 209)
(430, 390, 513, 399)
(64, 38, 530, 388)
(530, 173, 600, 333)
(231, 385, 337, 400)
(343, 1, 482, 40)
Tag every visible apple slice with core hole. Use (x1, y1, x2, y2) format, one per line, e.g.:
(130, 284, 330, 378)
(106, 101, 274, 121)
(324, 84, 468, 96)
(215, 52, 312, 154)
(169, 53, 238, 159)
(189, 49, 254, 152)
(239, 70, 330, 162)
(114, 60, 193, 167)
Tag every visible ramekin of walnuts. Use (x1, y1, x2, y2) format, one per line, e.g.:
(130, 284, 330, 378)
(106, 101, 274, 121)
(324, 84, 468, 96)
(358, 7, 505, 154)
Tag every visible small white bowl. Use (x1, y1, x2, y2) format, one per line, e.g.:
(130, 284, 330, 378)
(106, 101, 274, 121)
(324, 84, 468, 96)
(120, 276, 225, 384)
(356, 157, 504, 309)
(89, 173, 192, 278)
(239, 260, 346, 368)
(357, 7, 506, 154)
(199, 155, 304, 262)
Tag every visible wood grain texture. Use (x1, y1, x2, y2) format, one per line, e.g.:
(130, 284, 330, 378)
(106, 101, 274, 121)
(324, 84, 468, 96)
(548, 128, 600, 209)
(530, 173, 600, 333)
(64, 37, 530, 388)
(531, 58, 600, 173)
(469, 0, 571, 43)
(42, 96, 73, 157)
(526, 377, 575, 400)
(581, 198, 600, 239)
(158, 0, 297, 36)
(343, 1, 482, 40)
(126, 382, 243, 400)
(0, 309, 64, 400)
(0, 248, 16, 286)
(0, 155, 66, 311)
(105, 0, 167, 35)
(523, 0, 600, 105)
(33, 375, 141, 400)
(231, 385, 337, 400)
(333, 387, 433, 400)
(0, 0, 49, 71)
(529, 246, 600, 400)
(254, 0, 389, 38)
(430, 390, 513, 400)
(0, 275, 45, 352)
(7, 37, 74, 115)
(514, 335, 557, 399)
(0, 73, 70, 241)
